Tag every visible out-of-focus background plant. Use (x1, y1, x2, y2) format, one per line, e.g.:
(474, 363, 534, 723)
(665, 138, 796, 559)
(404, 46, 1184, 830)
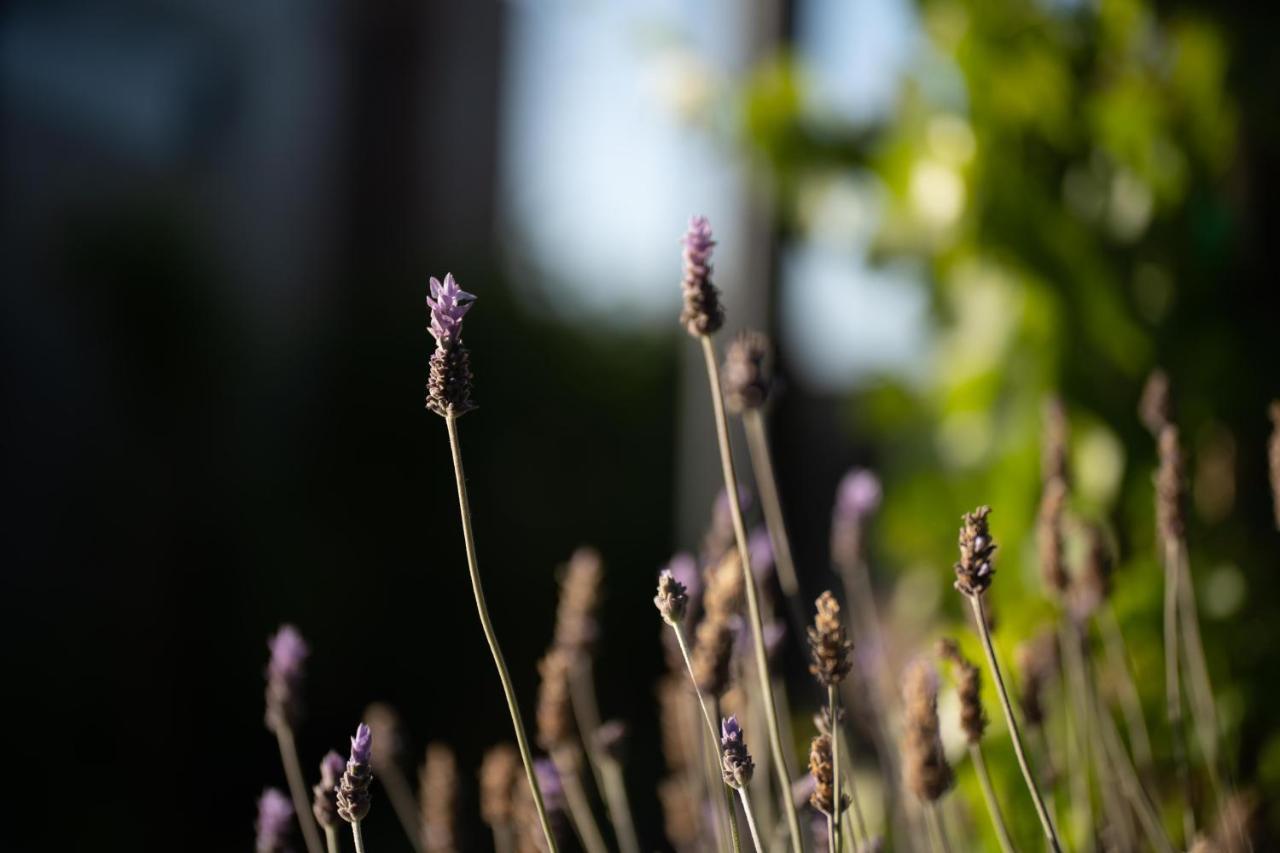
(2, 0, 1276, 850)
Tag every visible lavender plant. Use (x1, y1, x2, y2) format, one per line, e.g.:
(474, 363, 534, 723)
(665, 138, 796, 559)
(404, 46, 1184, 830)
(264, 625, 325, 853)
(257, 788, 296, 853)
(426, 272, 557, 852)
(337, 723, 374, 853)
(721, 716, 765, 853)
(365, 703, 425, 852)
(312, 751, 345, 853)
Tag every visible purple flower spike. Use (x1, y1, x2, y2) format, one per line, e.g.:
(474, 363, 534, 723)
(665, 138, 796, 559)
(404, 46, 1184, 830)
(679, 216, 724, 337)
(835, 469, 882, 525)
(313, 750, 345, 828)
(350, 723, 372, 766)
(719, 715, 754, 788)
(337, 723, 374, 823)
(428, 273, 476, 348)
(264, 624, 309, 733)
(256, 788, 294, 853)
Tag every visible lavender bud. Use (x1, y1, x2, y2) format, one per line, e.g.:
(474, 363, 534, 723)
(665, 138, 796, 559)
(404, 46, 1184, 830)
(256, 788, 294, 853)
(264, 624, 309, 733)
(313, 750, 345, 829)
(720, 715, 755, 788)
(654, 570, 690, 625)
(953, 506, 997, 597)
(723, 330, 772, 412)
(337, 723, 374, 824)
(426, 273, 477, 418)
(679, 216, 724, 337)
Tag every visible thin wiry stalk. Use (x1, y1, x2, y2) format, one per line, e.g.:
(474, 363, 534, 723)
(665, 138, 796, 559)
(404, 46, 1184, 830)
(1097, 603, 1154, 778)
(568, 666, 609, 803)
(598, 755, 642, 853)
(275, 725, 325, 853)
(444, 415, 558, 852)
(1057, 621, 1095, 846)
(737, 787, 766, 853)
(670, 622, 740, 853)
(700, 334, 805, 853)
(924, 803, 952, 853)
(351, 820, 367, 853)
(554, 752, 609, 853)
(742, 410, 809, 642)
(828, 687, 844, 853)
(968, 595, 1063, 852)
(324, 826, 339, 853)
(833, 695, 870, 850)
(1162, 536, 1196, 845)
(379, 761, 424, 853)
(1171, 540, 1226, 799)
(968, 744, 1015, 853)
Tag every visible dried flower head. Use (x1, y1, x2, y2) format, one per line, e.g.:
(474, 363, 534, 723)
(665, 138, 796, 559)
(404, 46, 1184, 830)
(1270, 402, 1280, 530)
(678, 216, 724, 337)
(256, 788, 294, 853)
(1015, 632, 1059, 728)
(426, 273, 477, 418)
(656, 676, 696, 774)
(1042, 396, 1070, 485)
(902, 659, 952, 802)
(313, 750, 345, 829)
(723, 329, 772, 412)
(720, 715, 755, 788)
(690, 551, 744, 695)
(808, 591, 853, 686)
(479, 744, 520, 828)
(1155, 424, 1186, 545)
(807, 734, 848, 816)
(264, 624, 309, 733)
(831, 468, 882, 569)
(536, 647, 576, 749)
(1071, 523, 1113, 621)
(1139, 369, 1173, 437)
(654, 570, 690, 626)
(362, 702, 402, 772)
(937, 638, 986, 743)
(954, 506, 996, 597)
(553, 546, 602, 663)
(420, 743, 459, 853)
(658, 777, 699, 849)
(337, 723, 374, 824)
(1037, 477, 1069, 596)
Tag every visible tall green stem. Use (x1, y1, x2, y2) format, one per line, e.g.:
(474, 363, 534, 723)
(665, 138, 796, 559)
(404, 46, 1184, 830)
(968, 595, 1062, 852)
(829, 686, 842, 853)
(700, 335, 804, 853)
(444, 415, 558, 853)
(1162, 537, 1195, 845)
(969, 744, 1015, 853)
(276, 725, 325, 853)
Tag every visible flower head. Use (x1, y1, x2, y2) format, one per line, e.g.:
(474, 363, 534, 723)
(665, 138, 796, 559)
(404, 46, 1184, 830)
(420, 743, 459, 853)
(479, 743, 520, 828)
(256, 788, 294, 853)
(937, 638, 986, 744)
(831, 469, 881, 568)
(723, 330, 772, 412)
(264, 624, 309, 733)
(654, 570, 689, 626)
(337, 723, 374, 823)
(720, 715, 755, 788)
(953, 506, 996, 597)
(313, 750, 345, 829)
(807, 734, 848, 816)
(902, 658, 952, 802)
(428, 273, 476, 348)
(679, 216, 724, 337)
(807, 591, 852, 686)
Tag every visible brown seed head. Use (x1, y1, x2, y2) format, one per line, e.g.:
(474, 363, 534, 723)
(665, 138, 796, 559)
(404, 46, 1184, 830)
(478, 744, 519, 828)
(807, 733, 848, 816)
(690, 551, 744, 696)
(1139, 369, 1174, 437)
(954, 506, 996, 597)
(807, 591, 853, 687)
(1037, 477, 1069, 597)
(1042, 396, 1070, 485)
(1071, 523, 1113, 621)
(553, 547, 602, 664)
(535, 648, 576, 750)
(937, 638, 986, 743)
(902, 658, 953, 802)
(723, 330, 773, 413)
(1155, 424, 1186, 546)
(419, 743, 458, 853)
(658, 777, 700, 850)
(1014, 631, 1060, 728)
(654, 571, 689, 626)
(656, 676, 696, 774)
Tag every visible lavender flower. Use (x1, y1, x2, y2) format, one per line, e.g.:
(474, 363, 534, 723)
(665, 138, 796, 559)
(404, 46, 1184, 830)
(953, 506, 996, 597)
(256, 788, 295, 853)
(426, 273, 477, 418)
(654, 570, 689, 625)
(264, 624, 309, 733)
(313, 750, 345, 829)
(831, 469, 881, 568)
(337, 723, 374, 824)
(678, 216, 724, 337)
(664, 552, 701, 604)
(720, 715, 755, 789)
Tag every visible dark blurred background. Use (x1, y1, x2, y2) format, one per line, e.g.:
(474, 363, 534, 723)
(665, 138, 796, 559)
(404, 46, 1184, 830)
(2, 0, 1278, 850)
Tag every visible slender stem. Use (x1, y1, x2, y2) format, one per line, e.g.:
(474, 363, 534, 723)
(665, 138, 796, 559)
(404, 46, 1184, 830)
(924, 803, 952, 853)
(1097, 604, 1154, 778)
(276, 725, 326, 853)
(969, 744, 1016, 853)
(1057, 620, 1095, 846)
(826, 811, 835, 853)
(968, 595, 1062, 852)
(700, 334, 804, 853)
(742, 411, 809, 642)
(831, 694, 869, 851)
(324, 826, 339, 853)
(568, 663, 610, 803)
(444, 414, 558, 853)
(554, 751, 609, 853)
(599, 756, 642, 853)
(1161, 536, 1195, 846)
(738, 787, 766, 853)
(828, 686, 843, 853)
(1172, 540, 1225, 799)
(351, 820, 366, 853)
(378, 763, 424, 853)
